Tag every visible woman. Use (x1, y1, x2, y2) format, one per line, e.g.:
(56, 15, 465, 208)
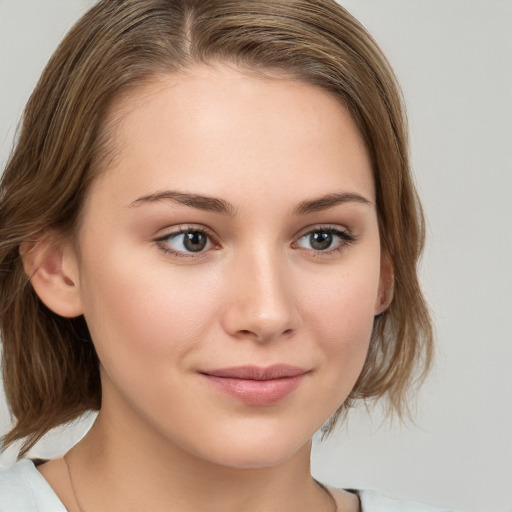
(0, 1, 452, 510)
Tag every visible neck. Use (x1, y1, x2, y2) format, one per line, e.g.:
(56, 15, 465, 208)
(66, 408, 333, 512)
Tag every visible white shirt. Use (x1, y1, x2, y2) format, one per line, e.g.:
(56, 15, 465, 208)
(0, 459, 459, 511)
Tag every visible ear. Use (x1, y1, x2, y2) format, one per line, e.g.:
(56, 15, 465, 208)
(375, 248, 394, 315)
(20, 235, 83, 318)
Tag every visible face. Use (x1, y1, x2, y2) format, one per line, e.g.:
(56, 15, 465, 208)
(65, 64, 388, 468)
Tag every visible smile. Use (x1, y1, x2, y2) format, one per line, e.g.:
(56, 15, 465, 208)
(200, 365, 309, 406)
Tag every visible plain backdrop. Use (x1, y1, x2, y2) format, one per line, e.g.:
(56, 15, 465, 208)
(0, 1, 511, 512)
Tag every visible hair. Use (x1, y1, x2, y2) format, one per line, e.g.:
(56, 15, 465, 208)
(0, 0, 433, 457)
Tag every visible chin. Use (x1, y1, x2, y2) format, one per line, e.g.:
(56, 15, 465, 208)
(204, 445, 304, 470)
(184, 420, 314, 470)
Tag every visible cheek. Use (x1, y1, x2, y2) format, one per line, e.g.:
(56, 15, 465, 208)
(304, 265, 380, 346)
(324, 283, 376, 352)
(299, 260, 380, 394)
(77, 249, 224, 378)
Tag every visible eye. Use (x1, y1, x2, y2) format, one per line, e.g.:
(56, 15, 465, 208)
(295, 227, 355, 252)
(156, 227, 215, 255)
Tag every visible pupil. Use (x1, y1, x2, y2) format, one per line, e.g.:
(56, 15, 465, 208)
(184, 232, 207, 252)
(311, 231, 332, 250)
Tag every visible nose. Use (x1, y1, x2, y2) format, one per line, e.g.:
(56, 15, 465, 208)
(221, 247, 300, 343)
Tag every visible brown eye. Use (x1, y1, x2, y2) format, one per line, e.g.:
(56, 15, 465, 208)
(158, 229, 213, 255)
(183, 231, 208, 252)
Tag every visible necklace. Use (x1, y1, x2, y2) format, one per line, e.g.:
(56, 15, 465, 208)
(63, 453, 86, 512)
(315, 479, 339, 512)
(64, 455, 337, 512)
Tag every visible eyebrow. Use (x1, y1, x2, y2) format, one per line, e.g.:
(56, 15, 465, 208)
(129, 190, 237, 216)
(293, 192, 373, 215)
(129, 189, 372, 216)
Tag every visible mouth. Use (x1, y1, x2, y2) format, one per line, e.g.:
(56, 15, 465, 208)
(199, 365, 309, 406)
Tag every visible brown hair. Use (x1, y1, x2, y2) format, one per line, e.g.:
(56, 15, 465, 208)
(0, 0, 433, 456)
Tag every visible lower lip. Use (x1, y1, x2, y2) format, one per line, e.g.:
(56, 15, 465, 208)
(202, 374, 306, 406)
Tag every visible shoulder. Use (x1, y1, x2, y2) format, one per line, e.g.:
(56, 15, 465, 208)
(357, 490, 460, 512)
(0, 459, 67, 512)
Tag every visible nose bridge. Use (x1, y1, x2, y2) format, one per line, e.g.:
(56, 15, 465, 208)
(223, 240, 297, 341)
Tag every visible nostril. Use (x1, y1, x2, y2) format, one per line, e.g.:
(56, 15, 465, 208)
(234, 328, 294, 340)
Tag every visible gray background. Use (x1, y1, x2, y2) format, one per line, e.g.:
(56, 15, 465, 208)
(0, 1, 511, 511)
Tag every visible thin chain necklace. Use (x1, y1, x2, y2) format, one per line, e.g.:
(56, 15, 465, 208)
(315, 480, 339, 512)
(63, 453, 86, 512)
(63, 455, 337, 512)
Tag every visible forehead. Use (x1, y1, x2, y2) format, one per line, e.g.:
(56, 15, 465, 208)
(89, 64, 374, 209)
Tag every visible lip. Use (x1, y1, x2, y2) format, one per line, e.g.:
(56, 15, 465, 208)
(200, 365, 309, 406)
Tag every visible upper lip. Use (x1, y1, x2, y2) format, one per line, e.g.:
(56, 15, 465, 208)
(201, 365, 308, 380)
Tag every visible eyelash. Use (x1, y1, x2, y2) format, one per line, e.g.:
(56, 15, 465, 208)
(293, 226, 356, 257)
(154, 225, 219, 258)
(154, 225, 356, 258)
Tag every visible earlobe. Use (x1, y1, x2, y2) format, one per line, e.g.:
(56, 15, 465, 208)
(20, 236, 83, 318)
(375, 250, 394, 315)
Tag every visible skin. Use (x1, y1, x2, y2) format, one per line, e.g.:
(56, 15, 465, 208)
(30, 64, 392, 512)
